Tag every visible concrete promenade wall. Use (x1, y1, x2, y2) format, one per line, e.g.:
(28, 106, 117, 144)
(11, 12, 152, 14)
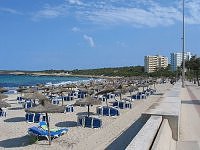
(151, 119, 176, 150)
(126, 82, 182, 149)
(125, 116, 162, 150)
(143, 82, 181, 141)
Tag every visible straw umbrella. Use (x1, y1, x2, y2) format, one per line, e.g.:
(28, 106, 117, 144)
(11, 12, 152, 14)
(50, 88, 71, 106)
(0, 94, 8, 100)
(0, 87, 8, 93)
(23, 92, 47, 104)
(23, 92, 47, 100)
(95, 87, 115, 106)
(127, 85, 138, 96)
(0, 99, 11, 108)
(25, 99, 65, 145)
(74, 96, 101, 117)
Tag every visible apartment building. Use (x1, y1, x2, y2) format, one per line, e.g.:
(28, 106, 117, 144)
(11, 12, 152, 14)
(144, 55, 168, 73)
(170, 52, 192, 72)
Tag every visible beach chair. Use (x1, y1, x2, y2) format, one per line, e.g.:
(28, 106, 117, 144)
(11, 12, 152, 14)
(28, 122, 68, 141)
(39, 121, 68, 134)
(0, 108, 7, 117)
(113, 101, 132, 109)
(26, 113, 35, 123)
(17, 96, 23, 103)
(24, 101, 33, 109)
(34, 113, 41, 123)
(28, 126, 68, 141)
(65, 105, 74, 113)
(52, 99, 59, 105)
(96, 106, 119, 116)
(77, 116, 102, 128)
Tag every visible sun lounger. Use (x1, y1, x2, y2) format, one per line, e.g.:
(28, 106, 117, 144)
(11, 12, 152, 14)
(0, 108, 7, 117)
(28, 126, 68, 141)
(52, 99, 59, 105)
(17, 96, 24, 103)
(28, 121, 68, 140)
(77, 116, 102, 128)
(24, 101, 33, 109)
(96, 106, 119, 116)
(25, 113, 44, 123)
(113, 101, 132, 109)
(39, 121, 68, 133)
(26, 113, 35, 123)
(65, 105, 74, 113)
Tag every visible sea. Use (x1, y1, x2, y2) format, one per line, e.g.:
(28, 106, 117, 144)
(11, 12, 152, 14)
(0, 74, 95, 92)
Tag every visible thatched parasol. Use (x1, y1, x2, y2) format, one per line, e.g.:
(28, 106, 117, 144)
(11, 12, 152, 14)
(74, 96, 101, 117)
(25, 99, 65, 145)
(0, 94, 8, 100)
(127, 85, 138, 95)
(0, 87, 8, 93)
(50, 88, 71, 106)
(62, 84, 76, 89)
(95, 87, 115, 95)
(95, 87, 115, 106)
(22, 92, 47, 100)
(0, 100, 11, 108)
(139, 83, 149, 92)
(22, 88, 36, 93)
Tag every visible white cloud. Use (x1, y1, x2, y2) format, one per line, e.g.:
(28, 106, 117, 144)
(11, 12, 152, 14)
(83, 34, 95, 47)
(76, 0, 200, 27)
(0, 7, 22, 15)
(32, 0, 200, 26)
(185, 0, 200, 24)
(68, 0, 83, 5)
(32, 4, 68, 21)
(72, 27, 80, 32)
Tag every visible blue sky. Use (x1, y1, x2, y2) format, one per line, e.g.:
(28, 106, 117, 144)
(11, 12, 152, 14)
(0, 0, 200, 71)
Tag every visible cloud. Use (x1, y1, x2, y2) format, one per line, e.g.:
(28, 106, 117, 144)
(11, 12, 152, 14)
(32, 4, 68, 21)
(0, 7, 22, 15)
(74, 0, 200, 27)
(68, 0, 83, 5)
(72, 27, 80, 32)
(32, 0, 200, 26)
(83, 34, 95, 47)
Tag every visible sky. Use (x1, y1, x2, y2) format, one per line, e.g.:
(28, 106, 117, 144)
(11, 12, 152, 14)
(0, 0, 200, 71)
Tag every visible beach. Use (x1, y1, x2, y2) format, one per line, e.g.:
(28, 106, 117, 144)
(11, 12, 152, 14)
(0, 82, 172, 150)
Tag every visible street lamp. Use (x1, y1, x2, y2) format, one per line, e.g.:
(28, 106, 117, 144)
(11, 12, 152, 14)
(182, 0, 185, 88)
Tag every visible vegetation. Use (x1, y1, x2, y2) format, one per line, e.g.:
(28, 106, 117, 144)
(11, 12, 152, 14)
(185, 55, 200, 86)
(70, 65, 178, 78)
(70, 66, 145, 77)
(148, 65, 178, 78)
(1, 65, 181, 78)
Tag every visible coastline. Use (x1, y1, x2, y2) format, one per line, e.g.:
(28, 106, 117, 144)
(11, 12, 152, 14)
(0, 71, 122, 80)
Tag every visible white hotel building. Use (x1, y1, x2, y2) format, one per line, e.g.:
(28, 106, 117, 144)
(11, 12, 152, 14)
(170, 52, 192, 72)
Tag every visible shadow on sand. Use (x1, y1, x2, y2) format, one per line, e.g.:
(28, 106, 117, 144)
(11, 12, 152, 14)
(8, 107, 23, 110)
(76, 112, 95, 116)
(4, 117, 25, 122)
(182, 100, 200, 105)
(105, 115, 150, 150)
(55, 121, 77, 128)
(0, 135, 31, 148)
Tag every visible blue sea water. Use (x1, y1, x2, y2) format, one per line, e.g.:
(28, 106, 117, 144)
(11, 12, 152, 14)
(0, 74, 92, 88)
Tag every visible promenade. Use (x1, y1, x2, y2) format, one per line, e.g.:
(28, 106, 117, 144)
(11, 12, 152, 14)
(178, 81, 200, 149)
(125, 81, 200, 150)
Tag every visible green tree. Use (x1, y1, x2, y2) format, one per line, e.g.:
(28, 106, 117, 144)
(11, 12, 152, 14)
(185, 55, 200, 86)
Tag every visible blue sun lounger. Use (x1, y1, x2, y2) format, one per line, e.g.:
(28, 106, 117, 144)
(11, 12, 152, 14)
(28, 121, 68, 140)
(28, 125, 68, 140)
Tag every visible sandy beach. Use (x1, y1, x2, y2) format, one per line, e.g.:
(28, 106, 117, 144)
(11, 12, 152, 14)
(0, 83, 172, 150)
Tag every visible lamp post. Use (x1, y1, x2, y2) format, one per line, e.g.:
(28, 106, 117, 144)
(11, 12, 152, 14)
(182, 0, 185, 88)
